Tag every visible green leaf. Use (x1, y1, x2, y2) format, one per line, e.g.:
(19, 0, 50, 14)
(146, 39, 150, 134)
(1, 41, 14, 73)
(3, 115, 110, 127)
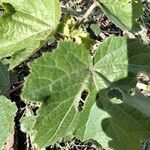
(0, 0, 61, 68)
(93, 36, 128, 90)
(9, 70, 18, 85)
(84, 89, 150, 150)
(114, 81, 150, 117)
(96, 0, 143, 32)
(0, 60, 10, 93)
(22, 36, 150, 149)
(90, 23, 101, 36)
(22, 41, 92, 148)
(21, 116, 36, 133)
(0, 96, 17, 149)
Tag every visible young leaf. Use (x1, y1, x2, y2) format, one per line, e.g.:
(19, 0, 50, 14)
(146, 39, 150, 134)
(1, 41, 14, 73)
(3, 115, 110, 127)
(0, 96, 17, 149)
(0, 0, 61, 68)
(22, 36, 150, 149)
(89, 23, 101, 37)
(97, 0, 143, 32)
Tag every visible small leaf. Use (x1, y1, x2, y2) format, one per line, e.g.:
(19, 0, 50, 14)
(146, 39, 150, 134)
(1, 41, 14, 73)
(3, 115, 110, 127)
(90, 23, 101, 36)
(97, 0, 143, 32)
(0, 0, 61, 68)
(20, 116, 36, 133)
(0, 96, 17, 149)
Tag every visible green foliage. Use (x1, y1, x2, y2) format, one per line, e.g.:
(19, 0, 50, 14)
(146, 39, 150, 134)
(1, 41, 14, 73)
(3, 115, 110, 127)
(0, 0, 61, 68)
(22, 36, 150, 149)
(97, 0, 143, 32)
(89, 23, 101, 36)
(0, 96, 17, 149)
(0, 0, 149, 149)
(58, 15, 95, 48)
(0, 61, 10, 93)
(0, 60, 18, 94)
(84, 89, 150, 150)
(0, 61, 17, 148)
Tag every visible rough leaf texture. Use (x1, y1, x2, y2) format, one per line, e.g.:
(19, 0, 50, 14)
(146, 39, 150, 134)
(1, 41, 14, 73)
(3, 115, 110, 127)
(22, 36, 150, 149)
(0, 0, 61, 68)
(0, 96, 17, 149)
(97, 0, 143, 32)
(22, 42, 92, 147)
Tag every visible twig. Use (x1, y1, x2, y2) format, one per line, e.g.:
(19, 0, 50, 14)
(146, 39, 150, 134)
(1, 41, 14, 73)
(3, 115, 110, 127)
(6, 84, 23, 96)
(12, 81, 24, 85)
(75, 1, 99, 28)
(102, 30, 121, 34)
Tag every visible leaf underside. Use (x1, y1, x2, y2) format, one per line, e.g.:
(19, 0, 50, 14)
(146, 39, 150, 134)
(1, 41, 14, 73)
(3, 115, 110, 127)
(22, 36, 150, 149)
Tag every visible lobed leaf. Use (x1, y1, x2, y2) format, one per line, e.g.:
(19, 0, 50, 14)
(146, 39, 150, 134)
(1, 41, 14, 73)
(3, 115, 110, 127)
(22, 41, 92, 147)
(22, 36, 150, 149)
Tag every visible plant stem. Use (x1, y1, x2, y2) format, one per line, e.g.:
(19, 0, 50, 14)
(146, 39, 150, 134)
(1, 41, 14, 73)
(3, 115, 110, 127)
(6, 84, 23, 96)
(76, 1, 99, 28)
